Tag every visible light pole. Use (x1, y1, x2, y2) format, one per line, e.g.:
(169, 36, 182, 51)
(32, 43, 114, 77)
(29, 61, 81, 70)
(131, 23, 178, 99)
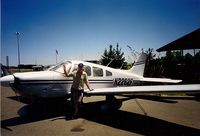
(16, 32, 21, 71)
(56, 50, 58, 64)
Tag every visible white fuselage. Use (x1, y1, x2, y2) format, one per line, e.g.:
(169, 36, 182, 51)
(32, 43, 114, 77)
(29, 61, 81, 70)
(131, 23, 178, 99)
(0, 58, 182, 99)
(8, 65, 142, 98)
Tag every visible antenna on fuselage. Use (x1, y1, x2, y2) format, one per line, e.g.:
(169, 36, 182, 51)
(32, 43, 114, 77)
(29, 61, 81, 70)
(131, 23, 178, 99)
(119, 63, 124, 69)
(106, 59, 114, 67)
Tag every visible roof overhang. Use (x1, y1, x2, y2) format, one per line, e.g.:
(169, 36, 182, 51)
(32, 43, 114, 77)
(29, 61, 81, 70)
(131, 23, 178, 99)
(156, 28, 200, 52)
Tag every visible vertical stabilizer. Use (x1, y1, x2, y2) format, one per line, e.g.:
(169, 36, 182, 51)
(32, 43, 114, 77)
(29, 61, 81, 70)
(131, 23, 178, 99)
(129, 52, 147, 77)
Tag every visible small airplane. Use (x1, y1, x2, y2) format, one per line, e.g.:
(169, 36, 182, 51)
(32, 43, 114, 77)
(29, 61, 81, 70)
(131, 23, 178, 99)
(1, 52, 200, 110)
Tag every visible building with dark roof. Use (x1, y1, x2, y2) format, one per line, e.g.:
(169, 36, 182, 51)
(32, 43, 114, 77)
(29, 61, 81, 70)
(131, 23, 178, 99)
(156, 28, 200, 55)
(156, 28, 200, 83)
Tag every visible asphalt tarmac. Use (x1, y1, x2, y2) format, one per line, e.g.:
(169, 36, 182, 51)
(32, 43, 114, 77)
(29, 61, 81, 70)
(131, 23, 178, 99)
(1, 86, 200, 136)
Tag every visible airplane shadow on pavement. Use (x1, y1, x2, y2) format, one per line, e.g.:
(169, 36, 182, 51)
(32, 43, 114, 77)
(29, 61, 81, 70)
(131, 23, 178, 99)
(1, 97, 200, 136)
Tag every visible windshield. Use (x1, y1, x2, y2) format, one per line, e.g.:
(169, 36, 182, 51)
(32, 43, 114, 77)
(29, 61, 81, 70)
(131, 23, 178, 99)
(48, 61, 72, 73)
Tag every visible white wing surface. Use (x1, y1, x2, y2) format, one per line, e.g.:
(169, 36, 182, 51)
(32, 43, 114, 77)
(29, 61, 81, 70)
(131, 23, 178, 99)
(140, 77, 182, 83)
(85, 84, 200, 95)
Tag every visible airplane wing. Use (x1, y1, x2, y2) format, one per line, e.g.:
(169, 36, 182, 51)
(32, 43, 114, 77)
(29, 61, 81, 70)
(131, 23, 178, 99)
(140, 77, 182, 83)
(85, 84, 200, 95)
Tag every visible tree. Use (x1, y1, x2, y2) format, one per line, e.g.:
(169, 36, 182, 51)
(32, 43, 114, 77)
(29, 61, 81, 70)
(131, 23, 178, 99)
(100, 45, 115, 67)
(144, 48, 157, 77)
(100, 43, 125, 68)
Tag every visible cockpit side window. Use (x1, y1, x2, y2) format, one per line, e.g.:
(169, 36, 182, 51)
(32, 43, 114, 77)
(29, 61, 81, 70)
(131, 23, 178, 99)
(106, 70, 112, 76)
(93, 67, 103, 77)
(84, 65, 91, 76)
(72, 64, 91, 76)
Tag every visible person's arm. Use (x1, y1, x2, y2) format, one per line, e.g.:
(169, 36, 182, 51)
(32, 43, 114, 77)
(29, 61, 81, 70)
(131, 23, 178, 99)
(63, 65, 72, 77)
(85, 81, 93, 91)
(84, 73, 93, 91)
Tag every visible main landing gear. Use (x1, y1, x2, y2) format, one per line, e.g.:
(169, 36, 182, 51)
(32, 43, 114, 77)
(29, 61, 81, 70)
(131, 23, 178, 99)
(100, 95, 122, 113)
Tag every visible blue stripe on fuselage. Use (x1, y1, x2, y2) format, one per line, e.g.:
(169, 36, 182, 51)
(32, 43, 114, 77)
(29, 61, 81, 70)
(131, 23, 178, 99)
(15, 79, 114, 85)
